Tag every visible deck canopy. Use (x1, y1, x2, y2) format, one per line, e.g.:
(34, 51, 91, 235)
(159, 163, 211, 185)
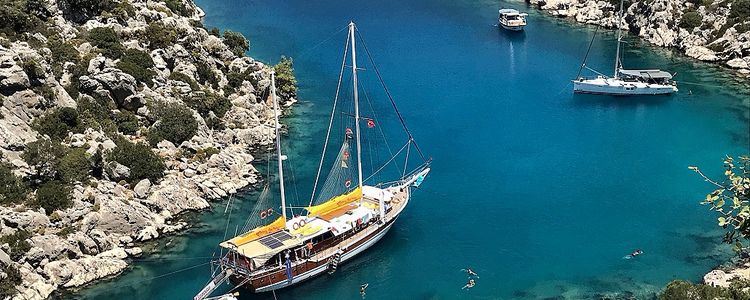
(619, 69, 673, 79)
(498, 9, 527, 16)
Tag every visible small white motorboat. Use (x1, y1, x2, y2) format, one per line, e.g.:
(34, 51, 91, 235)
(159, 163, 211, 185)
(498, 9, 528, 31)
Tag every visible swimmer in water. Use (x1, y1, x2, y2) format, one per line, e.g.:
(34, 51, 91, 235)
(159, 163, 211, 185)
(462, 279, 476, 290)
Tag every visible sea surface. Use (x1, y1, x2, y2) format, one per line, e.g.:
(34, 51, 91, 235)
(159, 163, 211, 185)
(73, 0, 750, 299)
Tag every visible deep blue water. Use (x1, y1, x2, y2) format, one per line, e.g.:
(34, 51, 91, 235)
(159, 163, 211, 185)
(74, 0, 750, 299)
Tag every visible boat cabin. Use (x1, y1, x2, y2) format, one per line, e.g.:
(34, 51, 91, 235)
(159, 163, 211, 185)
(498, 9, 528, 30)
(618, 69, 674, 85)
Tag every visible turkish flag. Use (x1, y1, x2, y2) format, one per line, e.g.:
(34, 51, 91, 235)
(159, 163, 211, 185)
(366, 119, 375, 128)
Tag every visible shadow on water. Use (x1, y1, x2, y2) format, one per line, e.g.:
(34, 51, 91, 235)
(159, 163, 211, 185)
(570, 93, 673, 108)
(497, 27, 526, 42)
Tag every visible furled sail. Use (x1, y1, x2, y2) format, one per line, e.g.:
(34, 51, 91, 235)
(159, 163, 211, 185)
(305, 187, 362, 218)
(223, 216, 285, 247)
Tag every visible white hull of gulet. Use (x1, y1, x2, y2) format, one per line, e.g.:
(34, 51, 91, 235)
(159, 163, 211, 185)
(572, 78, 677, 95)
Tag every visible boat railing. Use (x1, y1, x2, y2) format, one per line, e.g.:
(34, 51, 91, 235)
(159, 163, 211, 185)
(308, 222, 382, 263)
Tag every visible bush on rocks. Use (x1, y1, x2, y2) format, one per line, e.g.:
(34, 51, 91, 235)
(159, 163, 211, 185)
(0, 263, 21, 298)
(274, 56, 298, 99)
(0, 162, 28, 205)
(731, 0, 750, 19)
(47, 35, 81, 77)
(679, 11, 703, 29)
(87, 27, 124, 59)
(109, 136, 165, 183)
(164, 0, 191, 16)
(0, 229, 31, 260)
(113, 110, 139, 135)
(195, 61, 219, 88)
(660, 280, 750, 299)
(0, 0, 47, 36)
(145, 22, 177, 50)
(32, 181, 72, 215)
(223, 30, 250, 57)
(62, 0, 115, 22)
(22, 138, 67, 182)
(59, 148, 91, 184)
(185, 91, 231, 118)
(147, 101, 198, 146)
(168, 72, 200, 91)
(116, 48, 156, 86)
(32, 107, 84, 140)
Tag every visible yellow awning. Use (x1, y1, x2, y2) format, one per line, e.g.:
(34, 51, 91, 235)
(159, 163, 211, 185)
(306, 187, 362, 217)
(224, 216, 286, 247)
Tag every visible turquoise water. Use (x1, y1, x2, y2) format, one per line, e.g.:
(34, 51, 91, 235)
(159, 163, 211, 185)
(73, 0, 750, 299)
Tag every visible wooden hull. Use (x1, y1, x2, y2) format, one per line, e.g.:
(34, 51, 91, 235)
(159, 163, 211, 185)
(229, 216, 399, 293)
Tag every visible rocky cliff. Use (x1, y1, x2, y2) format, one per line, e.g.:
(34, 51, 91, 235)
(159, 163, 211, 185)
(528, 0, 750, 75)
(0, 0, 296, 299)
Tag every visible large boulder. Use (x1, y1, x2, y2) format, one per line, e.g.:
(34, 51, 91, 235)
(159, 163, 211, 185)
(133, 179, 151, 199)
(105, 162, 131, 181)
(91, 68, 137, 106)
(0, 53, 30, 94)
(43, 248, 128, 288)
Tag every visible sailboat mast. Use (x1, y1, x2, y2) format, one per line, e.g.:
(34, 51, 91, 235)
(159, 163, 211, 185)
(271, 71, 287, 222)
(349, 22, 364, 190)
(613, 0, 624, 79)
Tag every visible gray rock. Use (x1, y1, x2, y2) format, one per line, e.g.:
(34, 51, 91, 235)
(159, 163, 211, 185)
(133, 179, 151, 199)
(122, 93, 146, 111)
(105, 162, 131, 181)
(92, 68, 137, 106)
(0, 54, 30, 94)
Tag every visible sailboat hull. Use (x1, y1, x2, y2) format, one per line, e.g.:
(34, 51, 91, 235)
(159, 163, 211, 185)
(572, 78, 677, 95)
(228, 216, 399, 293)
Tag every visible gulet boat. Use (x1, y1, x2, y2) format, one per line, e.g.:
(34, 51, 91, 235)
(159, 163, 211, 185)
(194, 22, 431, 299)
(498, 9, 528, 31)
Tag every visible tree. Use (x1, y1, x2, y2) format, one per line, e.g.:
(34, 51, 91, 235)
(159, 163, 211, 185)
(117, 48, 156, 87)
(113, 110, 139, 135)
(62, 0, 115, 22)
(108, 136, 165, 183)
(731, 0, 750, 19)
(32, 107, 83, 140)
(22, 138, 67, 182)
(660, 279, 750, 299)
(32, 181, 72, 215)
(274, 56, 298, 100)
(679, 11, 703, 29)
(690, 155, 750, 249)
(223, 30, 249, 57)
(0, 163, 28, 205)
(148, 101, 198, 146)
(144, 22, 177, 50)
(0, 263, 21, 298)
(0, 229, 31, 261)
(58, 148, 91, 183)
(87, 27, 124, 59)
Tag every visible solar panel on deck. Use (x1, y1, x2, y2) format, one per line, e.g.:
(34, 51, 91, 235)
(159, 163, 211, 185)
(271, 231, 292, 242)
(257, 231, 290, 249)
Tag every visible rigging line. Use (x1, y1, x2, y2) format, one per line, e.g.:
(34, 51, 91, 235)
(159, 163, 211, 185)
(293, 25, 348, 60)
(576, 25, 599, 80)
(309, 29, 351, 209)
(402, 141, 410, 177)
(117, 262, 211, 287)
(361, 79, 401, 174)
(363, 140, 411, 183)
(355, 28, 427, 161)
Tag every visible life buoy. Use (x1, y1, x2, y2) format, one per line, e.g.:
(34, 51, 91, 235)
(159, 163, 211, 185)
(292, 219, 307, 230)
(259, 210, 267, 219)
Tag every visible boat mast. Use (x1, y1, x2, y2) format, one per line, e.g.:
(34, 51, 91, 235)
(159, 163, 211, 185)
(349, 22, 364, 190)
(613, 0, 624, 79)
(271, 71, 287, 222)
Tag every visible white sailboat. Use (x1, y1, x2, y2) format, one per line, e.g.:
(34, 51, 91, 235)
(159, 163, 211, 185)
(195, 21, 431, 298)
(572, 0, 678, 95)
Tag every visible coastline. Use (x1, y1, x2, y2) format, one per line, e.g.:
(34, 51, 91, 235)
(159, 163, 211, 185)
(526, 0, 750, 77)
(0, 0, 296, 299)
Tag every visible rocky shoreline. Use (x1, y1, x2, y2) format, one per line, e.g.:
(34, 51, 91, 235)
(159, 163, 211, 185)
(0, 0, 296, 299)
(527, 0, 750, 76)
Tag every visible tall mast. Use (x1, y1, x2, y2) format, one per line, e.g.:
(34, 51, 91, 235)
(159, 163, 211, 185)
(349, 21, 364, 190)
(613, 0, 624, 79)
(271, 71, 287, 222)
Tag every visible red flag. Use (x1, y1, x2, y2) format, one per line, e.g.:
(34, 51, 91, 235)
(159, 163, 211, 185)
(366, 119, 375, 128)
(345, 179, 352, 188)
(345, 128, 353, 137)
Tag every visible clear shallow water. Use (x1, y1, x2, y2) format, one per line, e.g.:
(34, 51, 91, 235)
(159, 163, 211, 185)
(73, 0, 750, 299)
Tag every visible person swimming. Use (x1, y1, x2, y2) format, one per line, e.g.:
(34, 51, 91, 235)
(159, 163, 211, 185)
(462, 268, 479, 278)
(462, 279, 476, 290)
(623, 249, 644, 259)
(360, 283, 368, 297)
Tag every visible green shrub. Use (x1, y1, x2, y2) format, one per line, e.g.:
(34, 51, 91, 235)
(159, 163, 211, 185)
(660, 280, 750, 299)
(731, 0, 750, 19)
(117, 48, 156, 86)
(22, 138, 67, 181)
(226, 68, 253, 89)
(144, 22, 177, 50)
(87, 27, 124, 59)
(65, 54, 94, 99)
(33, 181, 72, 214)
(113, 110, 139, 134)
(0, 229, 30, 261)
(164, 0, 191, 16)
(111, 0, 135, 22)
(32, 107, 83, 140)
(274, 56, 298, 99)
(192, 146, 219, 161)
(223, 30, 249, 57)
(21, 59, 45, 82)
(59, 148, 90, 183)
(147, 101, 198, 145)
(168, 72, 200, 91)
(0, 0, 44, 35)
(109, 136, 165, 183)
(0, 163, 28, 205)
(679, 11, 703, 29)
(185, 91, 231, 118)
(62, 0, 115, 21)
(0, 263, 21, 298)
(208, 27, 220, 37)
(195, 61, 219, 88)
(91, 148, 104, 178)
